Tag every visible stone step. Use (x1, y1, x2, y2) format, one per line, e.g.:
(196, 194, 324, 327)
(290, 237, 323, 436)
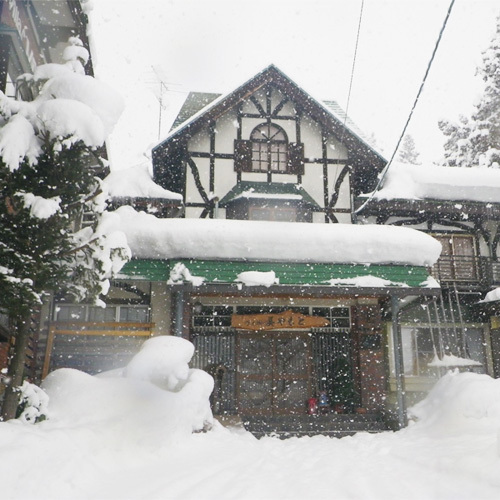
(242, 413, 389, 438)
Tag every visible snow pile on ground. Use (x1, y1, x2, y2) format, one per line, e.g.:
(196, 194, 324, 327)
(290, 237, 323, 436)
(372, 162, 500, 203)
(0, 370, 500, 498)
(112, 206, 442, 267)
(104, 163, 182, 200)
(408, 371, 500, 442)
(41, 336, 213, 447)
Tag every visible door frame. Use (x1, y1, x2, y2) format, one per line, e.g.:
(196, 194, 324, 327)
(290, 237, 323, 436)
(236, 330, 313, 416)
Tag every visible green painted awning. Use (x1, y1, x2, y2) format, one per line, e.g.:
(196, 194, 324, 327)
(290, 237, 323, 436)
(218, 181, 321, 209)
(118, 259, 433, 288)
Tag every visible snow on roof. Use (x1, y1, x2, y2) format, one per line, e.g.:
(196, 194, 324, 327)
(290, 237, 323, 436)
(104, 163, 182, 200)
(112, 206, 442, 267)
(372, 162, 500, 203)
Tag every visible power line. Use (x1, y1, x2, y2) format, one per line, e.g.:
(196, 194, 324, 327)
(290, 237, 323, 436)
(355, 0, 456, 215)
(341, 0, 365, 144)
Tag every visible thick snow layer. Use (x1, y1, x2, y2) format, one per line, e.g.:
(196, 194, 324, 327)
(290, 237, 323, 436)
(38, 73, 124, 137)
(37, 99, 105, 148)
(104, 163, 182, 200)
(374, 162, 500, 203)
(33, 63, 73, 81)
(1, 371, 500, 499)
(0, 114, 41, 171)
(113, 206, 442, 266)
(17, 192, 61, 219)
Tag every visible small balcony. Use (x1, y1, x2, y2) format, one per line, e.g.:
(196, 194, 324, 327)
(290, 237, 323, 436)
(431, 255, 500, 288)
(431, 255, 481, 284)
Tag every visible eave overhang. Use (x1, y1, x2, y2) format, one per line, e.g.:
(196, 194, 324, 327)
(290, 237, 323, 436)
(116, 258, 439, 298)
(355, 196, 500, 222)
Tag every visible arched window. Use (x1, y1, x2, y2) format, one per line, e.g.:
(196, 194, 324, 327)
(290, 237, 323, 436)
(250, 123, 288, 172)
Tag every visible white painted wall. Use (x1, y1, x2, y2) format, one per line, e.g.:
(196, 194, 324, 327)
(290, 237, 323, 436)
(184, 85, 356, 223)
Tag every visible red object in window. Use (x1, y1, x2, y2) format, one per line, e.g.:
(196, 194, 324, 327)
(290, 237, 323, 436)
(307, 397, 318, 415)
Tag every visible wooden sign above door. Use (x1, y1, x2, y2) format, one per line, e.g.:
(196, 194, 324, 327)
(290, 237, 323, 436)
(231, 310, 330, 331)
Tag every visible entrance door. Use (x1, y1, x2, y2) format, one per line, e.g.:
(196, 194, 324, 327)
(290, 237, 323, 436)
(237, 332, 311, 415)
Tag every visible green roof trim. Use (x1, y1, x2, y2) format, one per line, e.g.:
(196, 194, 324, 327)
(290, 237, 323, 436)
(218, 181, 321, 209)
(119, 259, 431, 288)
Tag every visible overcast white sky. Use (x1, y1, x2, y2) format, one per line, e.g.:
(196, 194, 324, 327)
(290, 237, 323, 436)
(88, 0, 499, 170)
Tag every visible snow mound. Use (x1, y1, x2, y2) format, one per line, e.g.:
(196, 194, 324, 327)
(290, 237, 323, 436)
(126, 336, 194, 390)
(408, 371, 500, 435)
(41, 336, 213, 448)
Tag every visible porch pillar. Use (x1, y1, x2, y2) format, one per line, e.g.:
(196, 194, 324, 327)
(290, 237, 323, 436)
(173, 290, 185, 337)
(391, 295, 407, 428)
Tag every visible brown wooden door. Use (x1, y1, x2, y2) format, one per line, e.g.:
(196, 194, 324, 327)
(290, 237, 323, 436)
(237, 332, 311, 416)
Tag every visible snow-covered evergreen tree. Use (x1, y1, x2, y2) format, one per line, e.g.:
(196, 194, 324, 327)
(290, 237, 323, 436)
(398, 134, 421, 165)
(0, 38, 129, 419)
(440, 15, 500, 168)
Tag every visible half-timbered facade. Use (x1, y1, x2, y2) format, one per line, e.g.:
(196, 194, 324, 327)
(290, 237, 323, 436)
(152, 65, 385, 224)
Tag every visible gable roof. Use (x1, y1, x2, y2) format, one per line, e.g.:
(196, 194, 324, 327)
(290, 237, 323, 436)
(153, 65, 386, 172)
(171, 92, 221, 130)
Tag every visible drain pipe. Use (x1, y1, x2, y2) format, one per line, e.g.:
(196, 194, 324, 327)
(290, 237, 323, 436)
(391, 295, 407, 429)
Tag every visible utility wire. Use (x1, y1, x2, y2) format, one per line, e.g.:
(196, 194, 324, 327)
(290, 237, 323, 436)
(355, 0, 456, 215)
(341, 0, 365, 144)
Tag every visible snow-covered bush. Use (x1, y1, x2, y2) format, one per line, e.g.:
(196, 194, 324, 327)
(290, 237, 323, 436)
(16, 381, 49, 424)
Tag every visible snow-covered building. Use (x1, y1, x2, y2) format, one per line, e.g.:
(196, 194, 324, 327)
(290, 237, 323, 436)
(357, 163, 500, 404)
(0, 1, 92, 100)
(36, 65, 448, 435)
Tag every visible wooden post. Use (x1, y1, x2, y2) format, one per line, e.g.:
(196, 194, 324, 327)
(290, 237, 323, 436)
(1, 314, 30, 421)
(391, 295, 407, 429)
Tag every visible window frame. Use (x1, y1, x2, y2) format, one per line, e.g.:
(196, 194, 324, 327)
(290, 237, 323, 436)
(250, 122, 289, 173)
